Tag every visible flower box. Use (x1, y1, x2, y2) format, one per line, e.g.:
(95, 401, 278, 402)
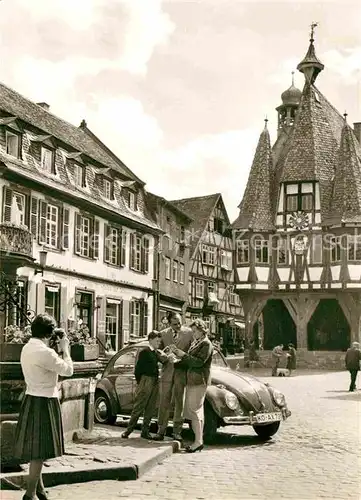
(0, 343, 24, 362)
(70, 344, 99, 362)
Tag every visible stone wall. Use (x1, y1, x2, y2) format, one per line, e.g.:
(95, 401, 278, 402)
(0, 362, 102, 466)
(245, 349, 347, 370)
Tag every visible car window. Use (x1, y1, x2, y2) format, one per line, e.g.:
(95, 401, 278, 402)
(113, 349, 138, 372)
(212, 349, 228, 367)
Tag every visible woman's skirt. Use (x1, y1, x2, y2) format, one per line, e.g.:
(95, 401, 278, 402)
(14, 395, 64, 462)
(184, 384, 207, 421)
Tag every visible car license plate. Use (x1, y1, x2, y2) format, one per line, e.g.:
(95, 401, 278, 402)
(255, 412, 282, 423)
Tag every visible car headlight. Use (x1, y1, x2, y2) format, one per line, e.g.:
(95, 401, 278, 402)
(224, 391, 240, 411)
(271, 389, 285, 407)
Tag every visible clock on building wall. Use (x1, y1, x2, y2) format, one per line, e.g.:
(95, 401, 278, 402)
(289, 211, 310, 231)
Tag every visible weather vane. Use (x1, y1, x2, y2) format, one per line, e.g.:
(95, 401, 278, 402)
(310, 22, 319, 42)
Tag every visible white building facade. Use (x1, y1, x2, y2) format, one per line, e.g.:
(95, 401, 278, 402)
(0, 84, 161, 352)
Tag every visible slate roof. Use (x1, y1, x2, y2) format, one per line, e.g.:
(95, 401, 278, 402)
(146, 192, 193, 223)
(0, 152, 160, 232)
(0, 82, 141, 182)
(237, 36, 361, 230)
(0, 82, 160, 232)
(327, 121, 361, 224)
(170, 193, 223, 256)
(276, 81, 346, 218)
(232, 124, 274, 231)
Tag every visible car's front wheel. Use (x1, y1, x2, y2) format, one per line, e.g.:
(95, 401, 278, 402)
(94, 391, 117, 425)
(253, 421, 280, 440)
(203, 402, 219, 444)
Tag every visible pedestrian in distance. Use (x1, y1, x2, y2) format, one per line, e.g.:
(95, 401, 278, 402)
(14, 314, 73, 500)
(248, 341, 260, 371)
(122, 331, 164, 439)
(153, 312, 193, 442)
(170, 319, 214, 453)
(271, 343, 284, 377)
(345, 341, 361, 392)
(286, 343, 297, 376)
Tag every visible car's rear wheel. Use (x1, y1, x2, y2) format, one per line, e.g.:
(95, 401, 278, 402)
(94, 391, 117, 425)
(203, 402, 218, 444)
(253, 421, 280, 440)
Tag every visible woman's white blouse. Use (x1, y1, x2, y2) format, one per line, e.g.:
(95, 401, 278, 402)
(21, 338, 73, 398)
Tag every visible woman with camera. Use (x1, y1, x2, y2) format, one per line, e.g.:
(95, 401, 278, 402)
(14, 314, 73, 500)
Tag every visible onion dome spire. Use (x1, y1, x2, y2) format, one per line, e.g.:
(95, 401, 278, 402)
(297, 22, 324, 84)
(281, 72, 302, 106)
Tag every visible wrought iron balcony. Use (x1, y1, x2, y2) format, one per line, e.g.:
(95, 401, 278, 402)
(0, 222, 34, 266)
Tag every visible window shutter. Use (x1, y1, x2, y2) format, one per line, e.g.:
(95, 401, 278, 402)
(129, 300, 134, 336)
(97, 296, 106, 354)
(129, 233, 135, 269)
(117, 229, 122, 267)
(62, 208, 70, 250)
(142, 300, 148, 337)
(59, 285, 68, 329)
(30, 197, 38, 238)
(104, 224, 111, 263)
(74, 213, 82, 255)
(141, 236, 146, 273)
(143, 238, 149, 274)
(2, 186, 12, 222)
(121, 230, 127, 266)
(38, 201, 47, 245)
(122, 300, 130, 344)
(37, 282, 46, 314)
(93, 219, 100, 259)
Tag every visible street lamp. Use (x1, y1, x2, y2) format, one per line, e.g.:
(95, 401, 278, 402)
(34, 249, 48, 275)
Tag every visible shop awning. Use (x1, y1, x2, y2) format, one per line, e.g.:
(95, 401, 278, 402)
(159, 302, 182, 313)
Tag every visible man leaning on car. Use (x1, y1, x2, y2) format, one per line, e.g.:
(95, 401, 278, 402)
(153, 312, 193, 441)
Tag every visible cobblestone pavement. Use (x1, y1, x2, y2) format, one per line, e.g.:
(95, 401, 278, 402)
(3, 371, 361, 500)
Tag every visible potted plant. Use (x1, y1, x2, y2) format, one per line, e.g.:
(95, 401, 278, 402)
(68, 323, 99, 362)
(0, 325, 32, 361)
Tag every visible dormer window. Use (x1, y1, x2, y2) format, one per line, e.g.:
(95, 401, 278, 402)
(285, 183, 314, 212)
(41, 145, 55, 174)
(126, 190, 137, 210)
(74, 163, 86, 187)
(6, 130, 21, 158)
(103, 178, 114, 200)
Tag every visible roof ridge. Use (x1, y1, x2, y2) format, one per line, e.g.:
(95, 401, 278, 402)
(313, 83, 346, 123)
(170, 193, 221, 204)
(146, 191, 193, 222)
(0, 81, 87, 138)
(0, 81, 141, 182)
(81, 125, 142, 183)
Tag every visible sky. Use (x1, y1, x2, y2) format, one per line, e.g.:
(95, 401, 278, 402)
(0, 0, 360, 221)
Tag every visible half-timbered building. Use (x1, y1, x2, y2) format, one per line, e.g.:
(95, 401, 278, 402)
(232, 30, 361, 366)
(0, 83, 162, 353)
(172, 194, 244, 349)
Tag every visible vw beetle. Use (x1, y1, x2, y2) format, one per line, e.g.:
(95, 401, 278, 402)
(94, 341, 291, 442)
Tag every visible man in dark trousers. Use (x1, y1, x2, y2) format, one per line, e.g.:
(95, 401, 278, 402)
(153, 312, 193, 442)
(122, 331, 162, 439)
(345, 341, 361, 392)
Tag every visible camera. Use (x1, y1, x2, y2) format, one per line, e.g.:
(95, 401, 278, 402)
(49, 327, 65, 352)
